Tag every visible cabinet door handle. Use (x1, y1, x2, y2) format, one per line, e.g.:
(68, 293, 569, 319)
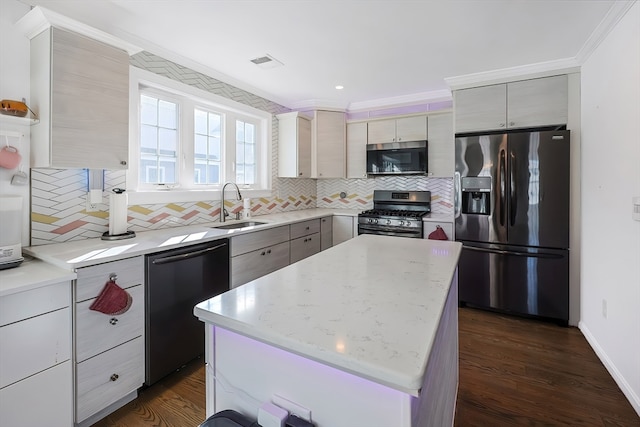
(509, 121, 515, 126)
(110, 374, 119, 381)
(109, 273, 117, 282)
(306, 226, 310, 230)
(120, 160, 127, 166)
(267, 249, 271, 254)
(299, 172, 302, 176)
(499, 123, 505, 127)
(261, 251, 266, 256)
(109, 318, 118, 325)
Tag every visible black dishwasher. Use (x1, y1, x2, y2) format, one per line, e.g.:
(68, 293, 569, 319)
(145, 238, 229, 386)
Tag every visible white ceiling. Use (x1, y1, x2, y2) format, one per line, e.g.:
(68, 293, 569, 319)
(20, 0, 617, 111)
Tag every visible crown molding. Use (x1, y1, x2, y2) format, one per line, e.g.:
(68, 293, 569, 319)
(575, 0, 637, 64)
(288, 99, 349, 112)
(15, 6, 142, 55)
(444, 58, 580, 91)
(346, 89, 452, 113)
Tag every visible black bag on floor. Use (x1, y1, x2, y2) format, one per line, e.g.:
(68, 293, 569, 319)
(199, 409, 260, 427)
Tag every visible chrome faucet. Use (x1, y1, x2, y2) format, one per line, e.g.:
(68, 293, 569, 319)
(220, 182, 242, 222)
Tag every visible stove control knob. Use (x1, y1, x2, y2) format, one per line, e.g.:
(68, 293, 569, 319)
(367, 218, 373, 223)
(373, 219, 378, 224)
(386, 220, 391, 225)
(405, 221, 411, 227)
(399, 220, 404, 226)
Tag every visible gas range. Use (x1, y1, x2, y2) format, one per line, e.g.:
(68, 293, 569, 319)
(358, 190, 431, 238)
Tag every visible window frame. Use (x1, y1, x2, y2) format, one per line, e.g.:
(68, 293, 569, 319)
(127, 67, 272, 205)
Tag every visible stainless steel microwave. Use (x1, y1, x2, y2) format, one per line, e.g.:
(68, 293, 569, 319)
(366, 140, 428, 175)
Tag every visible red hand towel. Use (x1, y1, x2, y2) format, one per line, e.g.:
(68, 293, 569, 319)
(428, 225, 448, 240)
(89, 280, 132, 315)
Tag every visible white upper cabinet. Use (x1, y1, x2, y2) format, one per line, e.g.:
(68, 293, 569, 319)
(277, 112, 312, 178)
(454, 75, 568, 133)
(507, 75, 568, 129)
(312, 110, 346, 178)
(346, 122, 367, 178)
(426, 112, 454, 177)
(368, 115, 427, 144)
(30, 27, 130, 169)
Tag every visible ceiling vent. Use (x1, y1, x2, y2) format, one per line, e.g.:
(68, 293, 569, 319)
(250, 54, 284, 69)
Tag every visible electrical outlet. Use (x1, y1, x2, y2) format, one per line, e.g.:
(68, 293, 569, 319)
(602, 299, 607, 319)
(273, 394, 311, 422)
(86, 199, 99, 212)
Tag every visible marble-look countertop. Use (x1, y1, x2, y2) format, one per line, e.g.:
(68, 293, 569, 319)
(0, 256, 77, 297)
(24, 208, 361, 270)
(194, 234, 462, 395)
(24, 208, 454, 270)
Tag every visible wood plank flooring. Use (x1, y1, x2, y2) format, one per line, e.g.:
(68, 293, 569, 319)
(93, 308, 639, 426)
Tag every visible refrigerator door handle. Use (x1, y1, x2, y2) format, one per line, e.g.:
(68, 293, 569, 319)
(510, 151, 517, 226)
(454, 171, 461, 218)
(499, 149, 506, 227)
(462, 244, 564, 259)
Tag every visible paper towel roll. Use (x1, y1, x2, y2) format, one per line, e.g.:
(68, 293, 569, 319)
(109, 189, 128, 236)
(243, 198, 251, 219)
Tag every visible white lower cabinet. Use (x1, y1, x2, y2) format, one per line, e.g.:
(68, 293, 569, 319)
(0, 359, 73, 427)
(76, 337, 144, 422)
(0, 280, 73, 427)
(74, 256, 145, 424)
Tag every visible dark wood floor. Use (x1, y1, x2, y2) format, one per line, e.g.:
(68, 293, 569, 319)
(93, 308, 639, 426)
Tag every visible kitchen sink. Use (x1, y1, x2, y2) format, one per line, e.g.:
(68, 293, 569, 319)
(213, 221, 266, 230)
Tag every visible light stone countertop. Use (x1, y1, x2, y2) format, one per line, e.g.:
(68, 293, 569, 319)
(24, 208, 361, 270)
(0, 257, 77, 297)
(194, 234, 462, 395)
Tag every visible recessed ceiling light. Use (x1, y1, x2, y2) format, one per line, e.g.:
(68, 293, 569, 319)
(335, 85, 344, 90)
(250, 54, 284, 69)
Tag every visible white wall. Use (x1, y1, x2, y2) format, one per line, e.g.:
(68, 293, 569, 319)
(0, 0, 31, 246)
(579, 1, 640, 415)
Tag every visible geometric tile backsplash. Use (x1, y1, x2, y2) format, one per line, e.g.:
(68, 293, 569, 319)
(30, 51, 453, 245)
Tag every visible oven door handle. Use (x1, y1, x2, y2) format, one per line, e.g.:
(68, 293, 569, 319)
(359, 225, 421, 236)
(151, 242, 228, 265)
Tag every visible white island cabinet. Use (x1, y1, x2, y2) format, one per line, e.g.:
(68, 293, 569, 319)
(195, 235, 462, 427)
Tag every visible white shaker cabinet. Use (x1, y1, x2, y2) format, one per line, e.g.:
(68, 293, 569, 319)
(368, 115, 427, 144)
(454, 75, 568, 133)
(426, 112, 454, 177)
(346, 122, 368, 178)
(29, 26, 129, 169)
(312, 110, 346, 178)
(0, 281, 73, 427)
(277, 112, 312, 178)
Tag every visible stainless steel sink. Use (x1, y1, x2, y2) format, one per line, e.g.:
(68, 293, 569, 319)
(213, 221, 266, 230)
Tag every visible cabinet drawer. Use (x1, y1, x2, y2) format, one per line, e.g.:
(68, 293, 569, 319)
(290, 219, 320, 240)
(0, 307, 71, 388)
(76, 284, 144, 362)
(0, 280, 70, 327)
(231, 225, 290, 257)
(290, 233, 321, 264)
(76, 336, 144, 423)
(75, 256, 144, 302)
(231, 241, 290, 288)
(0, 360, 73, 427)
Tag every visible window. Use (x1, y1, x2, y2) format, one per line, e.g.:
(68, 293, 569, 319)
(128, 67, 271, 200)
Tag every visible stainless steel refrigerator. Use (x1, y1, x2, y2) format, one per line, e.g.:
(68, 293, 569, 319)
(454, 129, 570, 324)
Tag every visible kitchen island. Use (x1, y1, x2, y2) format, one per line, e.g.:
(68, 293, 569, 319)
(194, 234, 462, 427)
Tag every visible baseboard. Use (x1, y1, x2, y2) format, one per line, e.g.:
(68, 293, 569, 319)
(579, 321, 640, 416)
(75, 390, 138, 427)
